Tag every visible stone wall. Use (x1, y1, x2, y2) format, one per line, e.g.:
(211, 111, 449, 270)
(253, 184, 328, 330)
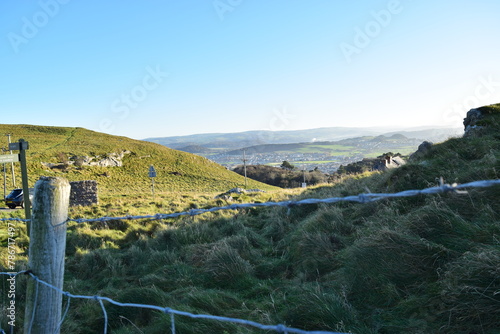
(69, 180, 98, 206)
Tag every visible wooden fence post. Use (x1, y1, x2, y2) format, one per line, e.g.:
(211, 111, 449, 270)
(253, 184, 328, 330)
(24, 176, 70, 334)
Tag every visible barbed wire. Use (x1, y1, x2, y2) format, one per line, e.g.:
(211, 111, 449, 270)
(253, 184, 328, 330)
(0, 179, 499, 227)
(0, 271, 347, 334)
(0, 217, 30, 222)
(60, 178, 500, 226)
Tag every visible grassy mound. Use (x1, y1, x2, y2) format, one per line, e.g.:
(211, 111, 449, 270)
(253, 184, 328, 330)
(0, 124, 275, 194)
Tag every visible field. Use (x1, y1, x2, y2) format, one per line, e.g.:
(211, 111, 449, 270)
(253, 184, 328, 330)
(223, 138, 423, 157)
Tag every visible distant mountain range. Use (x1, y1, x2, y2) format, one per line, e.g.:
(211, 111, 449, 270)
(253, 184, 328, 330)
(144, 126, 463, 151)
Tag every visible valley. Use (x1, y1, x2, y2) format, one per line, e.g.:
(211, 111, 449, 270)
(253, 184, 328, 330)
(148, 128, 461, 173)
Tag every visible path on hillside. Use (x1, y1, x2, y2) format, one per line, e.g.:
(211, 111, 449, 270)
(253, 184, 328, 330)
(45, 128, 77, 151)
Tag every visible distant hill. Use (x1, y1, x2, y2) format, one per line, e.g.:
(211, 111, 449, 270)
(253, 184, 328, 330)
(0, 124, 274, 194)
(145, 126, 462, 150)
(227, 143, 305, 155)
(225, 134, 423, 156)
(177, 145, 214, 154)
(371, 133, 408, 142)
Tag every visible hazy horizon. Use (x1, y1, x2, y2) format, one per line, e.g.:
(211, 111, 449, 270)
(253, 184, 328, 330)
(143, 123, 464, 140)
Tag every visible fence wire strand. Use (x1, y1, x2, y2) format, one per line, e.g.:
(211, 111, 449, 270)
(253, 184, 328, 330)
(55, 178, 500, 226)
(1, 178, 499, 333)
(0, 271, 348, 334)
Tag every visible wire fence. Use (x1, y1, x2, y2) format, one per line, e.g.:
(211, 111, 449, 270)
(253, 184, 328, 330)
(1, 270, 346, 334)
(60, 178, 500, 226)
(1, 178, 499, 333)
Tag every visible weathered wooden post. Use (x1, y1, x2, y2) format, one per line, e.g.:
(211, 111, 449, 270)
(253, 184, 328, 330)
(24, 176, 70, 334)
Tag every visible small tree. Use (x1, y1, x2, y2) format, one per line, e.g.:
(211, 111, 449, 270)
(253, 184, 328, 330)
(337, 165, 346, 175)
(280, 161, 295, 170)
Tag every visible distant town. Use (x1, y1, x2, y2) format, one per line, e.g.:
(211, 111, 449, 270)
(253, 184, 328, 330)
(207, 152, 362, 173)
(145, 126, 462, 174)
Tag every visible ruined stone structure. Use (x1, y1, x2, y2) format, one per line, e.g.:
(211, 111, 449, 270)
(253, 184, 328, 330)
(372, 155, 406, 171)
(69, 180, 98, 206)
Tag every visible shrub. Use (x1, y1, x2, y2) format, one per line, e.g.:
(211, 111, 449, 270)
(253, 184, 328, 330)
(278, 284, 364, 333)
(341, 228, 451, 308)
(202, 240, 254, 286)
(438, 247, 500, 333)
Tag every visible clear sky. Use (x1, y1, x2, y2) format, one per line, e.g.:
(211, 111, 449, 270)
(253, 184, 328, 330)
(1, 1, 499, 139)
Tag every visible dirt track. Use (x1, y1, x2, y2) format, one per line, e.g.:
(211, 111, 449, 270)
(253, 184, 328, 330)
(0, 207, 20, 213)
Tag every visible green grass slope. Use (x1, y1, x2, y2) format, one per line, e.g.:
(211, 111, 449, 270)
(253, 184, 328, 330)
(0, 124, 275, 194)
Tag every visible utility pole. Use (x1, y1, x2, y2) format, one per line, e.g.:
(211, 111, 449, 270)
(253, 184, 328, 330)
(6, 134, 16, 188)
(302, 164, 307, 188)
(242, 149, 248, 189)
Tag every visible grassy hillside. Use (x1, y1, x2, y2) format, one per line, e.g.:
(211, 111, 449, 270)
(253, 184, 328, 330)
(1, 105, 499, 333)
(0, 124, 275, 194)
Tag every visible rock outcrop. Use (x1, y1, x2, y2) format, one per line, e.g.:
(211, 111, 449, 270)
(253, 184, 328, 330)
(463, 108, 485, 137)
(43, 150, 132, 170)
(79, 150, 131, 167)
(409, 141, 433, 161)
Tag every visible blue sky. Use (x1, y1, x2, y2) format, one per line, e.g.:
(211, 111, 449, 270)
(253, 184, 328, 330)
(1, 1, 499, 139)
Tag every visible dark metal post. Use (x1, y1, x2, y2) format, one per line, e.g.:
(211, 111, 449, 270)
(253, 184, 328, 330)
(149, 165, 157, 200)
(2, 147, 6, 199)
(3, 161, 5, 199)
(6, 133, 16, 187)
(18, 139, 31, 224)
